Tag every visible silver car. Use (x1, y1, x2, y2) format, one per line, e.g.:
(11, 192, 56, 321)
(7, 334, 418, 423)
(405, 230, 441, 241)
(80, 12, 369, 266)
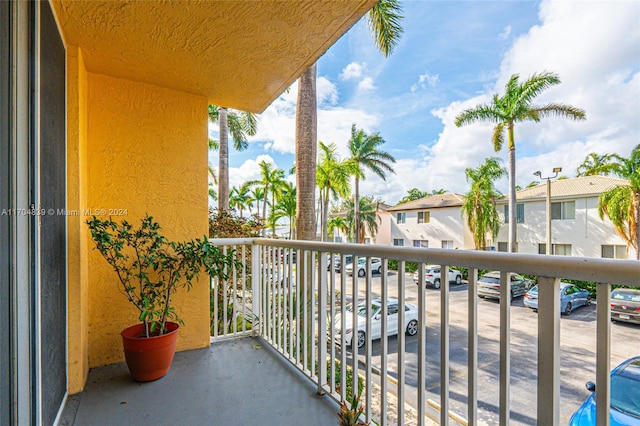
(345, 257, 382, 277)
(478, 271, 533, 301)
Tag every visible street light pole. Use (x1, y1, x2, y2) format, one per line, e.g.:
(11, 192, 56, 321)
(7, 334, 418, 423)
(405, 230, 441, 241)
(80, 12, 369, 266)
(533, 167, 562, 255)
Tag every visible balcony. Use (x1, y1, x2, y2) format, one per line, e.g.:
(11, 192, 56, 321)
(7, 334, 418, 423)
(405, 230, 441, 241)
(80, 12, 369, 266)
(64, 238, 638, 425)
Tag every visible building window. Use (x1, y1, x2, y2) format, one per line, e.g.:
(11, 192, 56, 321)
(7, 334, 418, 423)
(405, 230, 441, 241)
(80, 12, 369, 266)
(413, 240, 428, 248)
(602, 245, 627, 259)
(417, 211, 430, 224)
(538, 244, 571, 255)
(393, 238, 404, 246)
(441, 240, 454, 249)
(334, 236, 342, 243)
(498, 242, 518, 252)
(551, 201, 575, 220)
(396, 212, 406, 224)
(364, 238, 371, 244)
(503, 204, 524, 223)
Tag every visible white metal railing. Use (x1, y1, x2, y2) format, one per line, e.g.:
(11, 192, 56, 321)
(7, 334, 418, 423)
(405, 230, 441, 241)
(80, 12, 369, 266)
(209, 238, 639, 425)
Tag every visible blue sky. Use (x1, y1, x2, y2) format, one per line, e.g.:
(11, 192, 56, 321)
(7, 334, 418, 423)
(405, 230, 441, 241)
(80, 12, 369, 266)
(210, 0, 640, 207)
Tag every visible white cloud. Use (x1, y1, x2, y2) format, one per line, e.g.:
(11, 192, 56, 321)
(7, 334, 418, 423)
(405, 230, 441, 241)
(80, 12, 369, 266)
(410, 72, 439, 92)
(499, 25, 512, 40)
(228, 155, 277, 191)
(358, 77, 376, 92)
(340, 62, 365, 80)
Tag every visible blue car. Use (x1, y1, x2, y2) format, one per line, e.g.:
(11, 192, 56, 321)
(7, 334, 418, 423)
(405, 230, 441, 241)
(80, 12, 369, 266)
(569, 356, 640, 425)
(523, 282, 591, 315)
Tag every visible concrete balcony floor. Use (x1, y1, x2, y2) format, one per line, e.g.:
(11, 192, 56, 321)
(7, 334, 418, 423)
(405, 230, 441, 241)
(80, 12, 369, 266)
(60, 337, 339, 426)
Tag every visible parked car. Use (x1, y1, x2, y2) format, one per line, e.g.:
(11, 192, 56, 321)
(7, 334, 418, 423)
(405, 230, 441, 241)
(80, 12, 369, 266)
(477, 271, 533, 301)
(569, 355, 640, 425)
(611, 288, 640, 325)
(334, 298, 419, 348)
(523, 282, 592, 314)
(412, 265, 462, 289)
(333, 254, 353, 272)
(345, 257, 382, 277)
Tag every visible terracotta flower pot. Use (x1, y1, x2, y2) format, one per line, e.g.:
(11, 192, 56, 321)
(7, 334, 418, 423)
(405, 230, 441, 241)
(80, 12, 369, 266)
(120, 322, 179, 382)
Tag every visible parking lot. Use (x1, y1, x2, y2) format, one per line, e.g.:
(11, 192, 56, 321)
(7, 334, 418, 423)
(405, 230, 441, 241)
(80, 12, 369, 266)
(333, 270, 639, 425)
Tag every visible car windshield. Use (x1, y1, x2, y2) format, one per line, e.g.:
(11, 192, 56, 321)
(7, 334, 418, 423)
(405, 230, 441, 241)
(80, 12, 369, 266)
(610, 375, 640, 418)
(612, 291, 640, 302)
(529, 285, 538, 293)
(348, 304, 380, 318)
(480, 276, 500, 284)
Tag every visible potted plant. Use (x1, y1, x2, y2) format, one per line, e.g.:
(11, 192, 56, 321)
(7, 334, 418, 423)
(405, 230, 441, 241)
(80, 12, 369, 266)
(87, 214, 237, 382)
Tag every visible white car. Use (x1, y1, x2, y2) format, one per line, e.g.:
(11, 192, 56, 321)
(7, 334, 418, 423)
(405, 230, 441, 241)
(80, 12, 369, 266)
(412, 265, 462, 289)
(334, 298, 419, 348)
(345, 257, 382, 277)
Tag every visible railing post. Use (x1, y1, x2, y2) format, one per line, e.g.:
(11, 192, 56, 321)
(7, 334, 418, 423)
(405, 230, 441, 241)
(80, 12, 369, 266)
(318, 251, 327, 395)
(537, 276, 560, 425)
(499, 270, 511, 424)
(251, 241, 260, 337)
(467, 268, 478, 425)
(417, 262, 426, 425)
(440, 264, 449, 425)
(596, 282, 611, 426)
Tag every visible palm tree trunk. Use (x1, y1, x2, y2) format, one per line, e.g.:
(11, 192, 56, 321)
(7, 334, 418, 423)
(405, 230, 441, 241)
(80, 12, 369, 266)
(507, 124, 517, 252)
(295, 63, 317, 242)
(218, 107, 229, 211)
(262, 185, 268, 237)
(354, 176, 360, 243)
(322, 191, 330, 242)
(634, 192, 640, 260)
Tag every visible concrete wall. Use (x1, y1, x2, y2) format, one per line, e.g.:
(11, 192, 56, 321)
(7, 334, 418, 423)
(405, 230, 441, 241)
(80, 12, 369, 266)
(389, 207, 467, 249)
(496, 197, 637, 258)
(65, 50, 211, 392)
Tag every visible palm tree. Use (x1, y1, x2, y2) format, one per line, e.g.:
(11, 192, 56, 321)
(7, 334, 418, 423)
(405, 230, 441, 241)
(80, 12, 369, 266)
(597, 144, 640, 259)
(316, 141, 355, 241)
(397, 188, 447, 204)
(247, 160, 286, 236)
(294, 0, 403, 242)
(455, 71, 586, 252)
(208, 105, 258, 211)
(229, 183, 251, 218)
(345, 196, 379, 243)
(327, 216, 349, 241)
(576, 152, 614, 177)
(348, 124, 396, 243)
(461, 157, 506, 250)
(272, 182, 297, 239)
(248, 186, 265, 217)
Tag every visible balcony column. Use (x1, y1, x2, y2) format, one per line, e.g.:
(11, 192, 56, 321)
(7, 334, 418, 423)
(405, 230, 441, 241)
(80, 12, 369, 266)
(537, 276, 560, 424)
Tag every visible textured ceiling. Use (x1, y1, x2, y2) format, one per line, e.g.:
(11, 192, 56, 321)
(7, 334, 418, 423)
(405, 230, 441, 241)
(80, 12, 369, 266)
(51, 0, 376, 113)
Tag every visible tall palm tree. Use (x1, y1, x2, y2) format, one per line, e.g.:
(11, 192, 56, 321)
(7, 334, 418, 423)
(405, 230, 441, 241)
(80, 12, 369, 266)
(345, 196, 379, 243)
(597, 144, 640, 259)
(455, 71, 586, 252)
(461, 157, 506, 250)
(208, 105, 258, 211)
(272, 182, 297, 239)
(348, 124, 396, 243)
(576, 152, 614, 177)
(247, 160, 286, 236)
(294, 0, 403, 242)
(316, 141, 355, 241)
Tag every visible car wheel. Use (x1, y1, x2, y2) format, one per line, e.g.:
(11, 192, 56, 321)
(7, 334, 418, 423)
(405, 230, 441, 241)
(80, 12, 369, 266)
(358, 269, 365, 277)
(357, 331, 366, 348)
(433, 279, 441, 289)
(377, 266, 382, 274)
(586, 297, 592, 306)
(455, 275, 462, 285)
(565, 302, 572, 315)
(406, 319, 418, 336)
(510, 290, 514, 301)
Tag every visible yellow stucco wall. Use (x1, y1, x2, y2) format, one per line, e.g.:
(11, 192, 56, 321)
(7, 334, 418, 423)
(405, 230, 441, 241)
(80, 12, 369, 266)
(66, 46, 90, 394)
(85, 73, 210, 369)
